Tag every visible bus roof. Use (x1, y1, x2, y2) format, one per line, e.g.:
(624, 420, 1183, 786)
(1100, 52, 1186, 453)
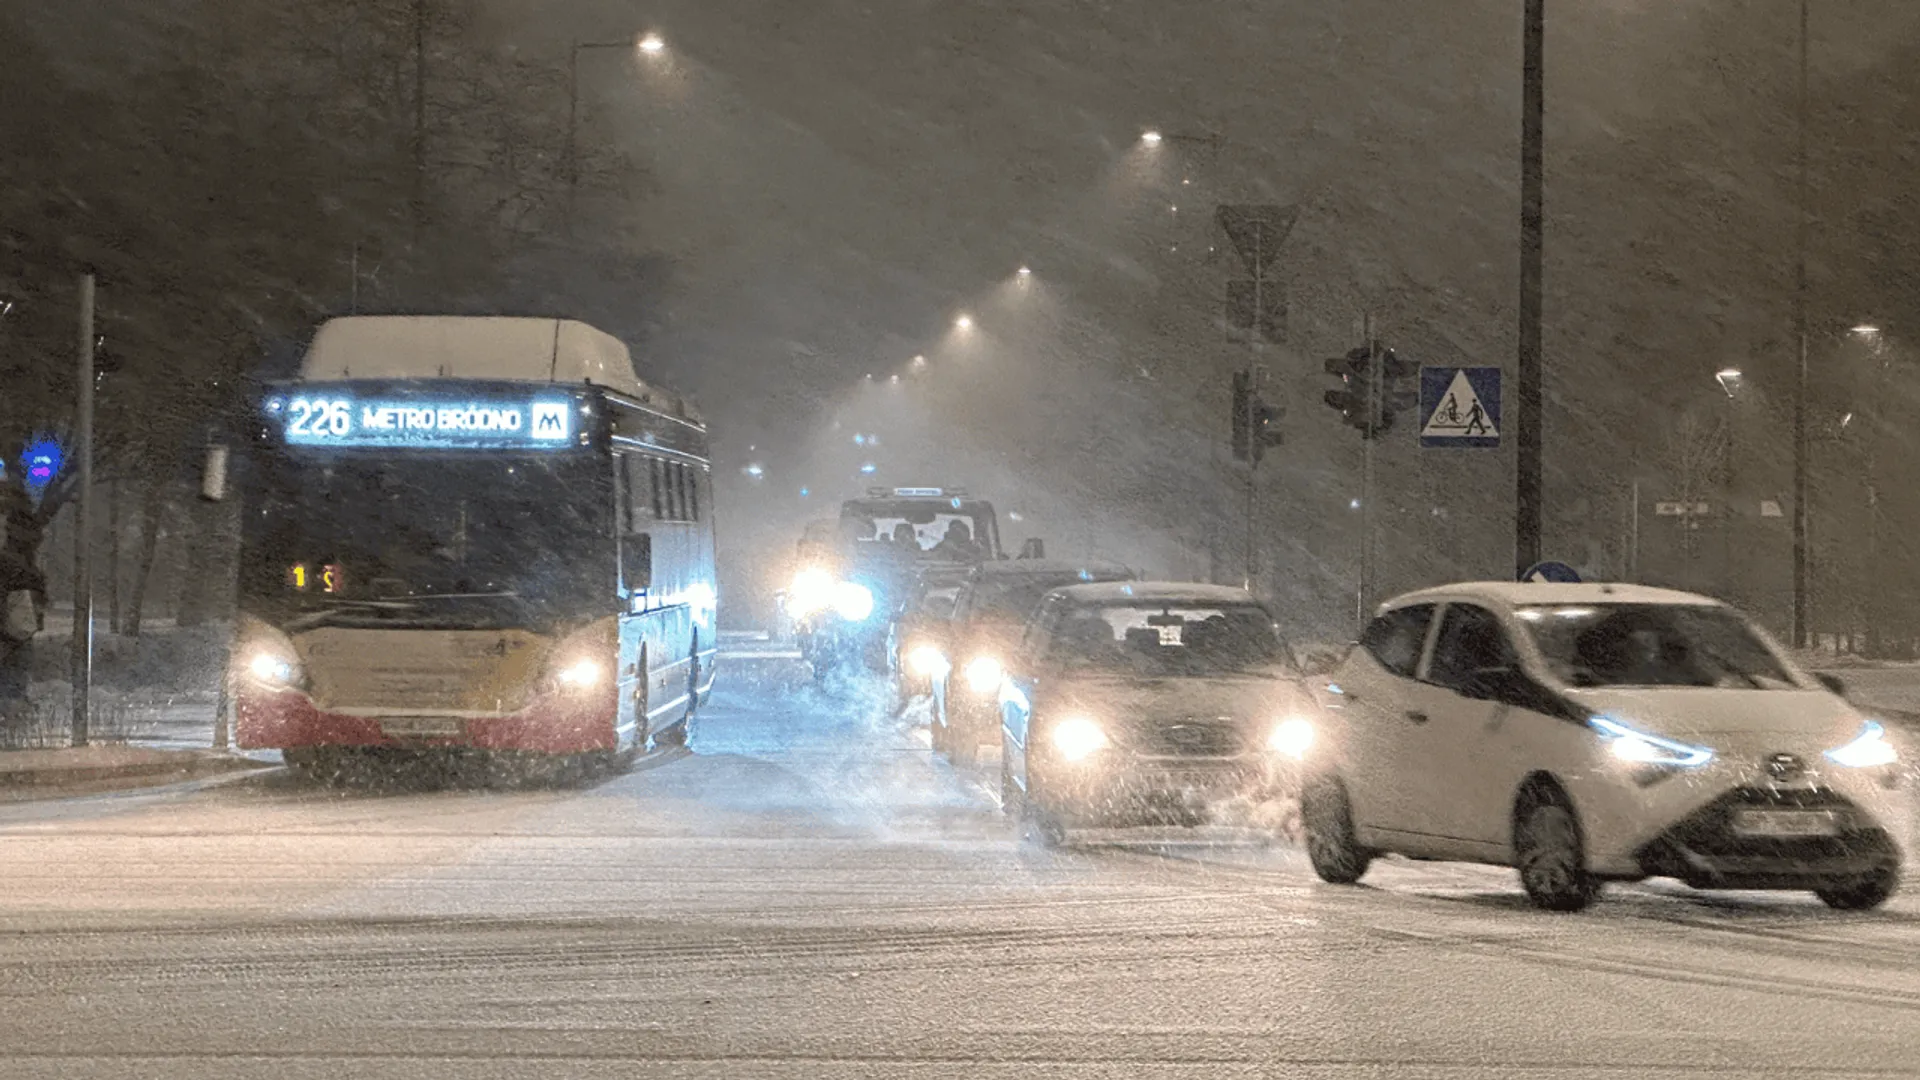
(298, 316, 701, 421)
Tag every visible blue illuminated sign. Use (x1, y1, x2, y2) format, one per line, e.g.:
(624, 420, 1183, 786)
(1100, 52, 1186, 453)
(270, 393, 576, 449)
(20, 439, 61, 493)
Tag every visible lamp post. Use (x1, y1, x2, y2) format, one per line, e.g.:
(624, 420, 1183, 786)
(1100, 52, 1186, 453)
(1791, 0, 1812, 646)
(566, 34, 662, 234)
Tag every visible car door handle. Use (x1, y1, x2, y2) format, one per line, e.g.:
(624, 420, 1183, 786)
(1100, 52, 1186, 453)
(1405, 710, 1429, 724)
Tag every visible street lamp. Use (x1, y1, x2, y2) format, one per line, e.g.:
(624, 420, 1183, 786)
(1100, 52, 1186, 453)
(566, 33, 664, 232)
(954, 314, 973, 331)
(1140, 130, 1163, 146)
(1017, 265, 1032, 277)
(1852, 324, 1882, 338)
(1715, 368, 1742, 397)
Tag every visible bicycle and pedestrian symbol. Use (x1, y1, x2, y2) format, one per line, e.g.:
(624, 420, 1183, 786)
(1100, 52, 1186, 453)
(1419, 367, 1502, 449)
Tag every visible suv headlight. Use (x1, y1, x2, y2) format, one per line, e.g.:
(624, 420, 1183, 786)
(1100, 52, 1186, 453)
(963, 655, 1003, 694)
(1267, 716, 1315, 759)
(907, 643, 948, 678)
(1049, 715, 1109, 762)
(788, 568, 835, 618)
(1827, 721, 1899, 768)
(832, 582, 875, 622)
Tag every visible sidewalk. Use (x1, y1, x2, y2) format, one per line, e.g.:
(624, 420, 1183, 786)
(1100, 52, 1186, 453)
(0, 745, 270, 801)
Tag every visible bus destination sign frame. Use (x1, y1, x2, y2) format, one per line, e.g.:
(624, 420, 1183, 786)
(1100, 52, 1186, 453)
(268, 390, 578, 450)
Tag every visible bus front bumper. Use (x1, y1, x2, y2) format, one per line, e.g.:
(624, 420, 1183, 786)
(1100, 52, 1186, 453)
(237, 687, 618, 756)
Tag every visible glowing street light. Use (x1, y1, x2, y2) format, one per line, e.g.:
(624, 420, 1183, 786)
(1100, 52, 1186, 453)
(743, 463, 765, 478)
(1141, 130, 1163, 146)
(1017, 265, 1032, 277)
(638, 32, 666, 54)
(1715, 368, 1742, 397)
(911, 354, 927, 369)
(955, 314, 974, 331)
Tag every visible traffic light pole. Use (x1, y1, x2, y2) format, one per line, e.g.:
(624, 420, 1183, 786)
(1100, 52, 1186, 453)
(1243, 223, 1264, 593)
(1515, 0, 1546, 580)
(1360, 314, 1379, 624)
(71, 273, 96, 748)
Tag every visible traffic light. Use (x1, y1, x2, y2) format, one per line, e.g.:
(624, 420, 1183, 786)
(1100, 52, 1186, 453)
(1251, 398, 1283, 463)
(1323, 342, 1418, 440)
(1322, 345, 1378, 437)
(1230, 370, 1252, 462)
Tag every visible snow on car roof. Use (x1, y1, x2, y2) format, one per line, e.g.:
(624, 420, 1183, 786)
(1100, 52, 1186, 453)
(1384, 581, 1722, 610)
(973, 559, 1132, 580)
(1049, 581, 1258, 606)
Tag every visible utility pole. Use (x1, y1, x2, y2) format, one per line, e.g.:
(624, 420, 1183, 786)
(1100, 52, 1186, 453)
(1790, 0, 1812, 647)
(411, 0, 428, 233)
(1515, 0, 1546, 579)
(71, 274, 96, 747)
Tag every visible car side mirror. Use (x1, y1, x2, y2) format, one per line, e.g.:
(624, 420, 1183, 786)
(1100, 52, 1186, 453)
(622, 532, 653, 594)
(1816, 672, 1846, 697)
(200, 443, 229, 502)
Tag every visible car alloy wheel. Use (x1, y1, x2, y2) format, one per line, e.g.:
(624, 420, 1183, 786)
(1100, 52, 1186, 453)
(1515, 799, 1598, 912)
(1302, 776, 1371, 885)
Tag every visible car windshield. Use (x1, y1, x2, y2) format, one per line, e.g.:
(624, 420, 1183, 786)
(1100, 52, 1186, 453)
(1518, 604, 1802, 690)
(1051, 602, 1294, 677)
(970, 573, 1123, 622)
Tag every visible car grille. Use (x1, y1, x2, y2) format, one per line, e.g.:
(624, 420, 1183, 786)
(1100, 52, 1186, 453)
(1634, 787, 1898, 887)
(1130, 720, 1245, 758)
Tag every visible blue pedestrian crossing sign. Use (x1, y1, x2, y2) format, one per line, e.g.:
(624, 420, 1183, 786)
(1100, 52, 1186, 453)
(1420, 367, 1501, 448)
(1523, 561, 1582, 584)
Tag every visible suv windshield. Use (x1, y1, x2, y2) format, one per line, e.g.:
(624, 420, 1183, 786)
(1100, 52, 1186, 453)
(1052, 603, 1294, 677)
(1518, 604, 1801, 690)
(971, 573, 1123, 623)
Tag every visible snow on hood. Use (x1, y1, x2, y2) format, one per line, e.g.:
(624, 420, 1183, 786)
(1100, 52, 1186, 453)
(1051, 669, 1311, 726)
(1566, 686, 1866, 751)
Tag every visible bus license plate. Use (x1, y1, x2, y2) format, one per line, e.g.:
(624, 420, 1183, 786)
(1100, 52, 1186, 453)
(1732, 809, 1843, 838)
(381, 717, 464, 739)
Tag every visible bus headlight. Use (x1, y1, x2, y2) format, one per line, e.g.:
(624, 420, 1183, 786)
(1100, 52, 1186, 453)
(554, 658, 604, 691)
(1049, 715, 1109, 763)
(832, 582, 875, 622)
(245, 647, 302, 689)
(963, 655, 1003, 694)
(1267, 716, 1315, 760)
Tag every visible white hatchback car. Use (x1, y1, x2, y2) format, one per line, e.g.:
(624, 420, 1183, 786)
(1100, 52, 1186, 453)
(1305, 583, 1906, 911)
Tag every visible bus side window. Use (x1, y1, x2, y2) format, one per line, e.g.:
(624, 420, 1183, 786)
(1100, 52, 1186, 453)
(688, 466, 701, 522)
(623, 455, 654, 531)
(650, 459, 667, 520)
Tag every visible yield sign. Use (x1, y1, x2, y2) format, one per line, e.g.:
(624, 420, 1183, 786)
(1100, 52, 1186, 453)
(1214, 204, 1299, 275)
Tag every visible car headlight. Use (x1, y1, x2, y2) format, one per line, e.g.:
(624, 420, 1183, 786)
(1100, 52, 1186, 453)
(1049, 715, 1109, 762)
(1827, 721, 1899, 768)
(788, 568, 835, 618)
(963, 655, 1003, 694)
(1589, 716, 1714, 768)
(907, 643, 949, 679)
(832, 582, 876, 622)
(244, 647, 302, 689)
(553, 658, 604, 691)
(1267, 716, 1315, 760)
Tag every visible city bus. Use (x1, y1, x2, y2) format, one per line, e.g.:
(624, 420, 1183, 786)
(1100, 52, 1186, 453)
(209, 315, 717, 775)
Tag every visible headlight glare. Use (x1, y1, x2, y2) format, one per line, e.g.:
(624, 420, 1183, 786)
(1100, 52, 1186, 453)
(1049, 715, 1109, 762)
(832, 582, 876, 621)
(1827, 721, 1899, 768)
(963, 655, 1003, 694)
(908, 643, 948, 679)
(1589, 716, 1713, 768)
(245, 647, 300, 687)
(1267, 716, 1315, 759)
(788, 568, 835, 617)
(554, 658, 604, 691)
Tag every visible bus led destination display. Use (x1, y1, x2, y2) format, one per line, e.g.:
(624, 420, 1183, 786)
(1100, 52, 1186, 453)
(270, 392, 575, 449)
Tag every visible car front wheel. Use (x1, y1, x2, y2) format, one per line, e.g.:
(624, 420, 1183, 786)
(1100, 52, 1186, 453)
(1514, 796, 1598, 912)
(1816, 868, 1898, 911)
(1302, 776, 1371, 885)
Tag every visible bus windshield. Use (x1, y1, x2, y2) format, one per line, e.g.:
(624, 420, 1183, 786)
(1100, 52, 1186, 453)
(240, 453, 613, 627)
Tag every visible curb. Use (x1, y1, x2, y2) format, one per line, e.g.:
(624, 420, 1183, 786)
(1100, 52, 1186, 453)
(0, 751, 271, 790)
